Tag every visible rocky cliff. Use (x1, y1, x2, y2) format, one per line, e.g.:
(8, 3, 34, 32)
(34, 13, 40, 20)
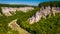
(1, 7, 34, 16)
(28, 6, 60, 24)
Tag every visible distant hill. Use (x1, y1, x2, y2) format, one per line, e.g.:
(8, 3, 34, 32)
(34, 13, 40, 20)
(0, 4, 36, 7)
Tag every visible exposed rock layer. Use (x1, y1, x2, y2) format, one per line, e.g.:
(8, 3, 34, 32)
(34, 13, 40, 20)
(1, 7, 34, 16)
(29, 6, 60, 24)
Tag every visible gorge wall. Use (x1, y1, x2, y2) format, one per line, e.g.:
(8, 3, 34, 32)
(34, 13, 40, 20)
(1, 7, 34, 16)
(28, 6, 60, 24)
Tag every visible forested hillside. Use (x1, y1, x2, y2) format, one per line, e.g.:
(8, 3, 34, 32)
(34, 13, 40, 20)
(17, 12, 60, 34)
(39, 1, 60, 7)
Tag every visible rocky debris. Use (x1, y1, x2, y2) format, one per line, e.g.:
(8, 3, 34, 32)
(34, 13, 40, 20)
(8, 19, 30, 34)
(28, 6, 60, 24)
(1, 7, 34, 16)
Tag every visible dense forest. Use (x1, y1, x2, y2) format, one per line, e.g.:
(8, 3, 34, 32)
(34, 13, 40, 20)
(17, 12, 60, 34)
(39, 1, 60, 7)
(0, 1, 60, 34)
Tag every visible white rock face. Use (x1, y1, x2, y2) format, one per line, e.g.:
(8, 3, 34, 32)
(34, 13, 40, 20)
(35, 11, 42, 22)
(29, 15, 35, 24)
(17, 7, 34, 12)
(28, 6, 60, 24)
(1, 7, 34, 16)
(52, 7, 60, 16)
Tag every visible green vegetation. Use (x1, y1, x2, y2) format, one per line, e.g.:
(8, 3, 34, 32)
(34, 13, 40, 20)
(0, 15, 19, 34)
(39, 1, 60, 7)
(0, 4, 36, 7)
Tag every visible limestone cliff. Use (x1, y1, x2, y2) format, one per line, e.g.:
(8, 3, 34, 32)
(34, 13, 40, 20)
(28, 6, 60, 24)
(1, 7, 34, 16)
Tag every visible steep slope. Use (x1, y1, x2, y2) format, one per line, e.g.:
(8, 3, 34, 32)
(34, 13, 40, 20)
(29, 6, 60, 24)
(18, 12, 60, 34)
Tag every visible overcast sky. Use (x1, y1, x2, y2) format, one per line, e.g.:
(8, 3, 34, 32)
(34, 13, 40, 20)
(0, 0, 59, 6)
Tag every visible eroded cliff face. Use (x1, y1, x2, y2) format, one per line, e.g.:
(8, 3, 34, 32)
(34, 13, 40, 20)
(1, 7, 34, 16)
(1, 6, 60, 24)
(28, 6, 60, 24)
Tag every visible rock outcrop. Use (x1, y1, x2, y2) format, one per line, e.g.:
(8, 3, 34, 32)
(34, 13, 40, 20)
(1, 7, 34, 16)
(28, 6, 60, 24)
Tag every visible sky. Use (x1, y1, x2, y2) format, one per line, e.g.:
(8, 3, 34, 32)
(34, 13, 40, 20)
(0, 0, 59, 6)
